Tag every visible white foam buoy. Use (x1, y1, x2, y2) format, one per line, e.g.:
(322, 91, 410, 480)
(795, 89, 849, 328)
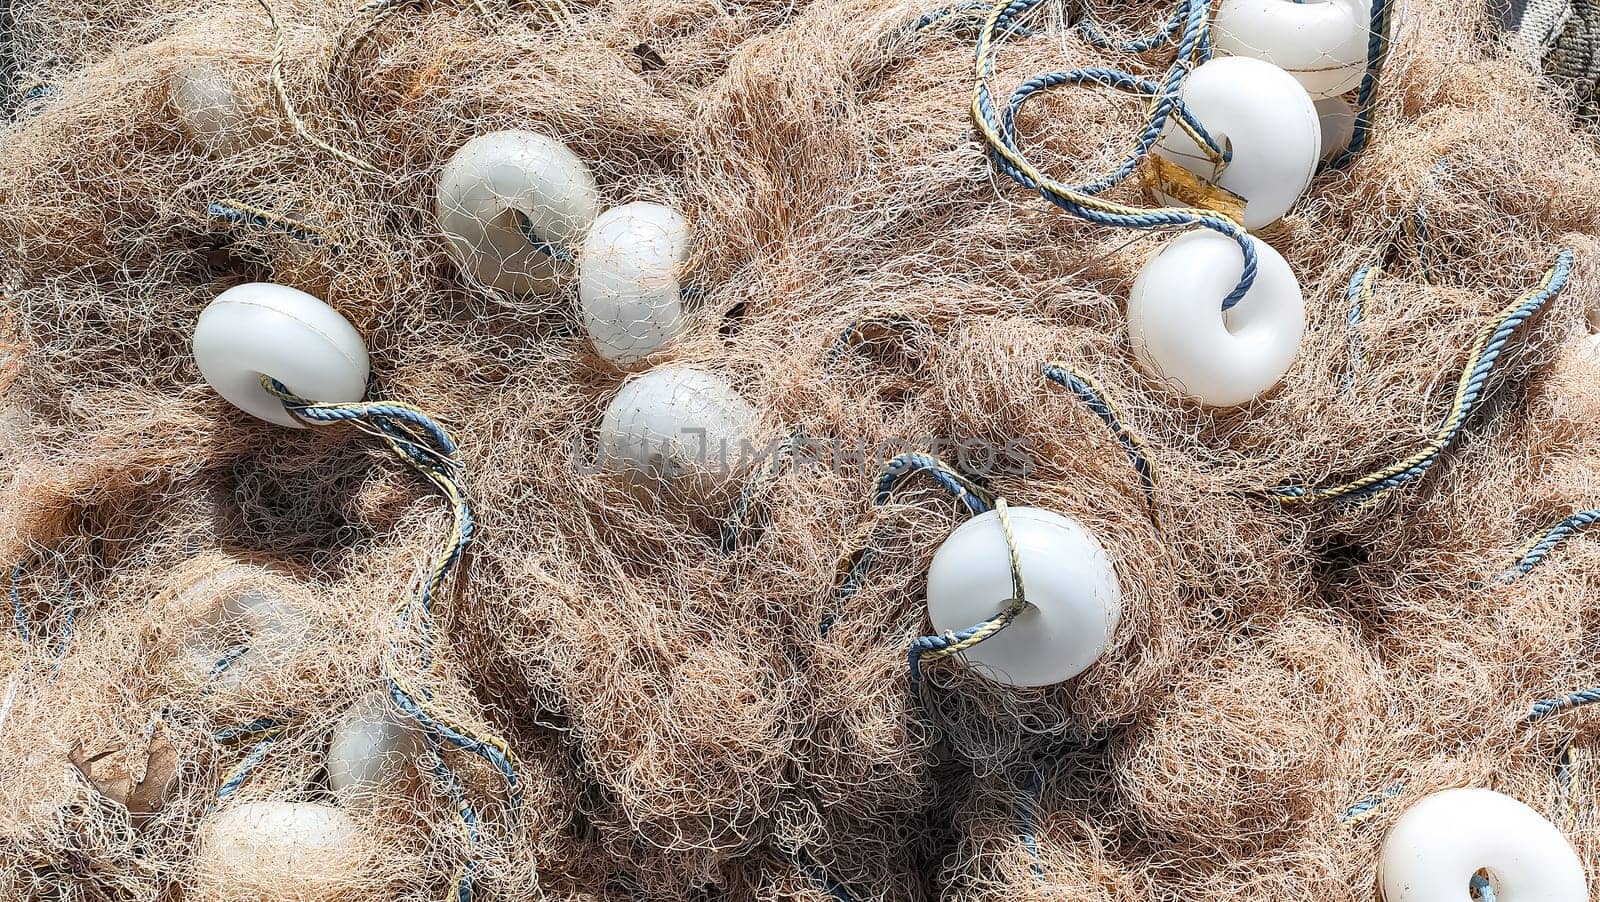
(597, 367, 757, 483)
(1127, 229, 1305, 407)
(192, 283, 370, 428)
(579, 202, 691, 366)
(167, 62, 264, 152)
(195, 802, 370, 901)
(1153, 56, 1321, 229)
(1378, 788, 1586, 902)
(1212, 0, 1372, 100)
(925, 507, 1121, 688)
(176, 565, 308, 682)
(327, 691, 422, 803)
(1314, 95, 1358, 161)
(436, 130, 601, 295)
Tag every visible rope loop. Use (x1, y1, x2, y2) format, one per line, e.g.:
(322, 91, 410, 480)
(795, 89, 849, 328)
(970, 0, 1262, 312)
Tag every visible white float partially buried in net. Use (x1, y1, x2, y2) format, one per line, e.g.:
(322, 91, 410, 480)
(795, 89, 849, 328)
(925, 507, 1121, 688)
(1128, 230, 1305, 407)
(579, 202, 691, 366)
(167, 61, 265, 152)
(436, 130, 601, 295)
(1378, 788, 1586, 902)
(598, 367, 757, 485)
(1315, 95, 1358, 161)
(195, 801, 371, 902)
(175, 563, 308, 684)
(1152, 56, 1321, 229)
(1212, 0, 1372, 100)
(192, 283, 370, 428)
(327, 690, 423, 805)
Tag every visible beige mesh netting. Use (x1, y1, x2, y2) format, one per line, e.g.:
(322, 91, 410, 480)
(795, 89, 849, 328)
(3, 0, 1600, 898)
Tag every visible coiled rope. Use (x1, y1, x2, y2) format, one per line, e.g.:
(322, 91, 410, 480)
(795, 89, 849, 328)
(971, 0, 1263, 313)
(213, 376, 523, 902)
(1268, 249, 1574, 506)
(824, 451, 993, 635)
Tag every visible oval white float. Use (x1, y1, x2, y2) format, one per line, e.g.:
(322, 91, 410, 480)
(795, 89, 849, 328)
(195, 801, 370, 901)
(168, 62, 263, 152)
(1127, 229, 1305, 407)
(1379, 788, 1586, 902)
(1212, 0, 1371, 100)
(436, 130, 601, 295)
(925, 507, 1121, 688)
(192, 283, 369, 428)
(175, 564, 308, 683)
(597, 367, 757, 483)
(327, 691, 422, 803)
(1315, 95, 1358, 161)
(1153, 56, 1321, 229)
(579, 202, 691, 366)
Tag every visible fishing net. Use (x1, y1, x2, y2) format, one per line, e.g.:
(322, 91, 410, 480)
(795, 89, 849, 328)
(2, 0, 1599, 898)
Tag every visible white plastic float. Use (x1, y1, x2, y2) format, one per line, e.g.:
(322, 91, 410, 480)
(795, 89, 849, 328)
(436, 130, 601, 295)
(195, 801, 370, 901)
(1314, 95, 1358, 161)
(579, 202, 691, 366)
(598, 367, 757, 484)
(167, 61, 263, 152)
(1127, 229, 1305, 407)
(1212, 0, 1372, 100)
(192, 283, 370, 428)
(1378, 788, 1586, 902)
(925, 507, 1121, 688)
(1153, 56, 1321, 229)
(328, 691, 422, 803)
(175, 564, 307, 684)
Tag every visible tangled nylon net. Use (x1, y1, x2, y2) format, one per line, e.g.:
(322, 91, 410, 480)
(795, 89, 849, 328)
(3, 0, 1600, 899)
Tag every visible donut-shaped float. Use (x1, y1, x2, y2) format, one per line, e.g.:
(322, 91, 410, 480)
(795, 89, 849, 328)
(1153, 56, 1321, 229)
(1379, 788, 1586, 902)
(436, 130, 601, 295)
(925, 507, 1122, 688)
(598, 367, 757, 484)
(579, 202, 691, 365)
(1212, 0, 1372, 100)
(1127, 230, 1305, 407)
(167, 61, 264, 152)
(192, 283, 370, 428)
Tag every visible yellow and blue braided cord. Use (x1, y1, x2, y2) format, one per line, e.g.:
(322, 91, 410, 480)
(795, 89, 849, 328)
(1269, 249, 1574, 506)
(207, 199, 327, 246)
(824, 452, 992, 635)
(260, 377, 519, 901)
(10, 556, 76, 659)
(912, 0, 1035, 37)
(1502, 509, 1600, 582)
(1077, 2, 1192, 54)
(1325, 0, 1399, 169)
(971, 0, 1264, 312)
(1041, 362, 1159, 520)
(1338, 781, 1404, 828)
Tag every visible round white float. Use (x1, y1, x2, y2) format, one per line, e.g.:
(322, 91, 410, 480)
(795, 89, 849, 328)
(1127, 229, 1305, 407)
(579, 202, 691, 366)
(597, 367, 757, 483)
(436, 130, 601, 295)
(195, 801, 369, 901)
(168, 61, 262, 151)
(176, 565, 308, 683)
(925, 507, 1121, 688)
(192, 283, 370, 429)
(1378, 788, 1586, 902)
(1153, 56, 1321, 229)
(1212, 0, 1372, 100)
(1315, 95, 1358, 161)
(327, 691, 422, 802)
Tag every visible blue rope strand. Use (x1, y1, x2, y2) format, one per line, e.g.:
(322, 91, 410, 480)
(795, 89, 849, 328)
(1502, 510, 1600, 582)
